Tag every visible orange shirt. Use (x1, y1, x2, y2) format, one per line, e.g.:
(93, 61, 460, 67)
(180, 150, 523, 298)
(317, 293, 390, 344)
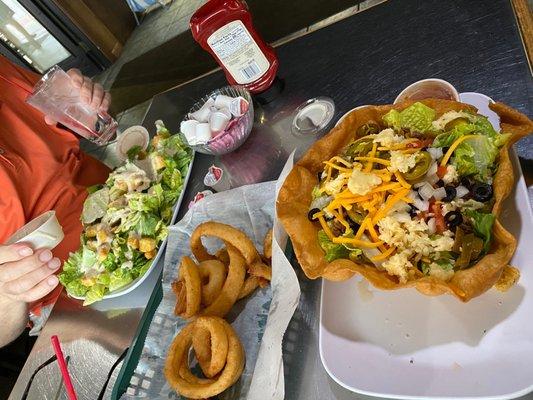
(0, 57, 110, 309)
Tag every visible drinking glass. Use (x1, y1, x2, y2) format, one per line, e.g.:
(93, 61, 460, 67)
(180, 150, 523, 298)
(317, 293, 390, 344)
(26, 65, 117, 145)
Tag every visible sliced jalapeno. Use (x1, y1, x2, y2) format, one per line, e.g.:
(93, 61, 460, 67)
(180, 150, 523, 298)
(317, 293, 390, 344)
(444, 117, 469, 131)
(356, 121, 380, 138)
(403, 151, 432, 181)
(344, 137, 374, 157)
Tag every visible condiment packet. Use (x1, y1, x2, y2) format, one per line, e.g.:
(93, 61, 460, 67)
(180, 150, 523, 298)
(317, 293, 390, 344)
(189, 98, 215, 122)
(203, 165, 231, 192)
(188, 190, 213, 209)
(229, 96, 249, 117)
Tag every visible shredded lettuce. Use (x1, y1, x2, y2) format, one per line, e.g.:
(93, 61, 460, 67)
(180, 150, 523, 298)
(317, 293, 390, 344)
(464, 210, 496, 253)
(318, 230, 350, 262)
(383, 102, 436, 133)
(432, 113, 510, 181)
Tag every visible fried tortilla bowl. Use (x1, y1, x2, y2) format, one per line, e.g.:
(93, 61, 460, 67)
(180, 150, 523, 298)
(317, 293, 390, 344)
(277, 98, 533, 301)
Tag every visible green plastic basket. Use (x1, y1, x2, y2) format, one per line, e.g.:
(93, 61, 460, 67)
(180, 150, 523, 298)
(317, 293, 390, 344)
(111, 274, 163, 399)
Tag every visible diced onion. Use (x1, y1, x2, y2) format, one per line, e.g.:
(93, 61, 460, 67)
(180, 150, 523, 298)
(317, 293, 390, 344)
(433, 187, 447, 200)
(418, 183, 434, 201)
(428, 162, 438, 176)
(427, 218, 436, 234)
(413, 181, 426, 189)
(428, 147, 443, 161)
(413, 197, 429, 211)
(427, 173, 439, 185)
(455, 185, 469, 199)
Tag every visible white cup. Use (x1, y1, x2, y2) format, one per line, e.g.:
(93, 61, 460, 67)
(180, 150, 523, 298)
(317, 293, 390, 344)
(209, 111, 231, 133)
(180, 119, 199, 144)
(195, 123, 212, 143)
(5, 211, 64, 250)
(214, 94, 234, 109)
(189, 98, 214, 122)
(394, 78, 460, 104)
(116, 125, 149, 161)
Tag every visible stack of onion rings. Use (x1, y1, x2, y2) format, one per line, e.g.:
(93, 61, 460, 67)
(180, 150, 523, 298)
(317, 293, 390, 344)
(172, 222, 273, 318)
(167, 222, 273, 398)
(164, 316, 245, 399)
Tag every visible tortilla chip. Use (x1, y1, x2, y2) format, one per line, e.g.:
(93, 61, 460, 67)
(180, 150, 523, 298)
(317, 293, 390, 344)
(277, 99, 533, 301)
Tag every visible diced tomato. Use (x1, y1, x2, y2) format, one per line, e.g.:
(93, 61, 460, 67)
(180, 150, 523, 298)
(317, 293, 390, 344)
(431, 202, 446, 233)
(406, 138, 433, 149)
(437, 165, 448, 179)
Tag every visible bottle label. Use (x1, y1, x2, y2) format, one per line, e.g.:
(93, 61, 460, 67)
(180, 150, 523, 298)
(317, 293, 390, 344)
(207, 20, 270, 84)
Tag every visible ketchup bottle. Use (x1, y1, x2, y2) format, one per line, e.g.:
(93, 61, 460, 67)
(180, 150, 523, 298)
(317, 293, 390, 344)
(190, 0, 279, 94)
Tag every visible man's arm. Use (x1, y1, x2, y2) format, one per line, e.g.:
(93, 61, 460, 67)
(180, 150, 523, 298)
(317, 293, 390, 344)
(0, 295, 27, 347)
(0, 245, 60, 348)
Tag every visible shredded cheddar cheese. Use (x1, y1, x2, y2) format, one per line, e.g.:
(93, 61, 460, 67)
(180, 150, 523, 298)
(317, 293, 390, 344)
(440, 134, 478, 166)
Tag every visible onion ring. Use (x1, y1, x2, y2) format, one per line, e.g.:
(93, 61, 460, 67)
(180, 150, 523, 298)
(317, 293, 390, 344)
(191, 318, 229, 378)
(215, 248, 230, 265)
(263, 229, 273, 260)
(248, 262, 272, 281)
(198, 260, 226, 306)
(200, 243, 246, 317)
(238, 275, 261, 299)
(164, 316, 245, 399)
(172, 256, 202, 318)
(191, 222, 261, 266)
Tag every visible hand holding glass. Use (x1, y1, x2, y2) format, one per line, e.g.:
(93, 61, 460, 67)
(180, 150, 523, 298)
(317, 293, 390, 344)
(26, 65, 117, 145)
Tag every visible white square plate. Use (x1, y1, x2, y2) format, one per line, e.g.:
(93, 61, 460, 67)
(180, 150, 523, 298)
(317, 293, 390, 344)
(319, 93, 533, 400)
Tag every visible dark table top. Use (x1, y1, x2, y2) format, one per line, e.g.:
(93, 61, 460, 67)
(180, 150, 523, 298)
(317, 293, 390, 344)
(141, 1, 532, 399)
(140, 2, 532, 399)
(143, 0, 532, 213)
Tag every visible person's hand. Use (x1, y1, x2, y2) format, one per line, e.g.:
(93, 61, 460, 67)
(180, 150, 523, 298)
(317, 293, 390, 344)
(0, 244, 61, 303)
(44, 68, 111, 125)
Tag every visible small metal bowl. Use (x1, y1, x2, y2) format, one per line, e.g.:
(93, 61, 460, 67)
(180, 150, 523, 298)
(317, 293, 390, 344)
(183, 86, 254, 155)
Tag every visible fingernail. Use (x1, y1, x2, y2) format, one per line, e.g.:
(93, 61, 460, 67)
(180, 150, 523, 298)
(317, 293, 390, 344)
(48, 258, 61, 269)
(39, 250, 53, 263)
(18, 247, 33, 257)
(47, 276, 58, 286)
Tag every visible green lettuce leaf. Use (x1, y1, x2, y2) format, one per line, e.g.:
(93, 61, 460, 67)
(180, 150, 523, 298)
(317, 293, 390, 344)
(318, 230, 350, 262)
(66, 280, 89, 297)
(109, 268, 134, 292)
(82, 187, 110, 224)
(81, 246, 97, 271)
(464, 209, 496, 253)
(96, 272, 111, 286)
(127, 192, 161, 214)
(83, 284, 106, 306)
(383, 102, 436, 132)
(453, 135, 499, 181)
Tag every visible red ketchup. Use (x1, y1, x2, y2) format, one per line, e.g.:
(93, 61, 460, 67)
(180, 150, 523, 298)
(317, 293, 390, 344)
(190, 0, 279, 93)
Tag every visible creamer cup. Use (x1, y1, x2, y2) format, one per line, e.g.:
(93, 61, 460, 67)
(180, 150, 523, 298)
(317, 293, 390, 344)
(195, 122, 212, 143)
(180, 119, 199, 144)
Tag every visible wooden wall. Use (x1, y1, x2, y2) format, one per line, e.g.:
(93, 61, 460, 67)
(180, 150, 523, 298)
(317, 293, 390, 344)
(52, 0, 136, 61)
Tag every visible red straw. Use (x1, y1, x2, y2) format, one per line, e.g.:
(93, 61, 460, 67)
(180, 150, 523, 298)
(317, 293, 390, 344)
(51, 335, 78, 400)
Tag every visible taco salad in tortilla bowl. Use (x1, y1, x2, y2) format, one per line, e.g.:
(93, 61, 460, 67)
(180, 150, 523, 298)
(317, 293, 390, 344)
(277, 99, 533, 301)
